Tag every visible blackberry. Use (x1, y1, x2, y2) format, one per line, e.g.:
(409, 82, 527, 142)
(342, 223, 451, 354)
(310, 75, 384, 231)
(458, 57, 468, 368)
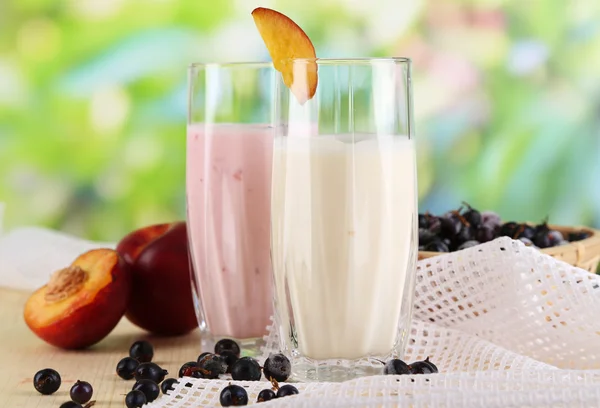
(230, 357, 262, 381)
(117, 357, 140, 380)
(263, 353, 291, 382)
(33, 368, 61, 395)
(220, 384, 248, 406)
(70, 380, 93, 404)
(129, 340, 154, 363)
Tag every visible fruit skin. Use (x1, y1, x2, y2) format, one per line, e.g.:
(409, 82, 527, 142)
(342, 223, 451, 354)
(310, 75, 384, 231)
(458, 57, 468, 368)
(220, 384, 249, 406)
(117, 357, 140, 380)
(24, 249, 131, 349)
(116, 222, 197, 336)
(132, 379, 160, 402)
(130, 340, 154, 363)
(276, 384, 299, 398)
(70, 380, 93, 404)
(161, 378, 178, 394)
(33, 368, 61, 395)
(125, 390, 147, 408)
(257, 389, 277, 402)
(263, 353, 291, 382)
(231, 357, 262, 381)
(252, 7, 317, 104)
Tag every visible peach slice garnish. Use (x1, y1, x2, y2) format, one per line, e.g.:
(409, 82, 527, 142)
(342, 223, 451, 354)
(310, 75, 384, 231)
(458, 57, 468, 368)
(252, 7, 318, 104)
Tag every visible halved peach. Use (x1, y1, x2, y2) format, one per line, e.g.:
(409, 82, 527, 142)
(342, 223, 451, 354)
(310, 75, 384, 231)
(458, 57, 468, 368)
(252, 7, 318, 104)
(24, 249, 131, 349)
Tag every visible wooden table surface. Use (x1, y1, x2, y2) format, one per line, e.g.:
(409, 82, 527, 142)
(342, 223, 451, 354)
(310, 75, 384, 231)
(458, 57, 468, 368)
(0, 287, 203, 408)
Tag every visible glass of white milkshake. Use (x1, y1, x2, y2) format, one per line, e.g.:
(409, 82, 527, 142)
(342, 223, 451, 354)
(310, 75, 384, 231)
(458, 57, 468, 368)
(271, 58, 418, 381)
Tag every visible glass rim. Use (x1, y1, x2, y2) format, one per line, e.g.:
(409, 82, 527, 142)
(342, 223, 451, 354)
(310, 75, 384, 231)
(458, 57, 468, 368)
(188, 57, 411, 69)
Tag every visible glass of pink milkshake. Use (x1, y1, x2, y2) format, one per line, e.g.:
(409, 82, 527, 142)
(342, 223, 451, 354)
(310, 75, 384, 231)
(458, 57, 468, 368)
(187, 62, 275, 353)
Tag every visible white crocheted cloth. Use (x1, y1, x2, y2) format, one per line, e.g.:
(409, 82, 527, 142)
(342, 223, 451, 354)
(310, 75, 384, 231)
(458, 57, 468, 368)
(147, 237, 600, 407)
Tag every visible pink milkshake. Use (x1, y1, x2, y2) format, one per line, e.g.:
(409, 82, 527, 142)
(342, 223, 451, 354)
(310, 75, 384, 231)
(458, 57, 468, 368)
(186, 123, 273, 341)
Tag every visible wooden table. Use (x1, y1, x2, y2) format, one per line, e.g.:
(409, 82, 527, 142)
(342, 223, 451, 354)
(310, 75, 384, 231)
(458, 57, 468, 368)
(0, 287, 203, 407)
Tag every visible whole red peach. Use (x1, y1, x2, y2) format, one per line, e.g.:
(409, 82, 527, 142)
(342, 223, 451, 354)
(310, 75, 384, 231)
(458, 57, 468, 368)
(116, 222, 197, 335)
(24, 248, 131, 349)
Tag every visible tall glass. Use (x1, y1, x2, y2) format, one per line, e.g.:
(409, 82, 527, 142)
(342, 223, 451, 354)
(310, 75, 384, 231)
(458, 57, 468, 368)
(271, 58, 417, 381)
(187, 63, 276, 354)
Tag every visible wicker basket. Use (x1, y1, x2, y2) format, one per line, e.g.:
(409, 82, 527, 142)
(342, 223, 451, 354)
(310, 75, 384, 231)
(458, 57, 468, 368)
(418, 225, 600, 274)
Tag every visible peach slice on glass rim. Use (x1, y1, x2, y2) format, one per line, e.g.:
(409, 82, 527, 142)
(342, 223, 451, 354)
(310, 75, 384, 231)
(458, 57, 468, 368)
(252, 7, 318, 104)
(24, 248, 131, 349)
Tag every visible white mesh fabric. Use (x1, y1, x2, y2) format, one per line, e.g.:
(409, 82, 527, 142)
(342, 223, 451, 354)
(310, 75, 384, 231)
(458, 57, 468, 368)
(137, 238, 600, 406)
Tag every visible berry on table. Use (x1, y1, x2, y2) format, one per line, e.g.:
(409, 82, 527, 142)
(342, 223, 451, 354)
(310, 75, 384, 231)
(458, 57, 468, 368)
(257, 388, 277, 402)
(230, 357, 262, 381)
(129, 340, 154, 363)
(409, 358, 438, 374)
(134, 362, 168, 383)
(197, 352, 212, 362)
(215, 339, 241, 358)
(59, 402, 82, 408)
(421, 357, 439, 373)
(198, 354, 228, 379)
(220, 384, 248, 406)
(276, 384, 299, 398)
(179, 361, 200, 378)
(132, 379, 160, 402)
(383, 359, 410, 375)
(220, 350, 239, 373)
(125, 390, 147, 408)
(70, 380, 93, 404)
(117, 357, 140, 380)
(33, 368, 61, 395)
(263, 353, 291, 382)
(161, 378, 178, 394)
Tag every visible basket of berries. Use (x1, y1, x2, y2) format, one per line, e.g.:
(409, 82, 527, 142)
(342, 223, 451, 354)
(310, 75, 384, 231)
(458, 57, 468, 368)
(418, 203, 600, 274)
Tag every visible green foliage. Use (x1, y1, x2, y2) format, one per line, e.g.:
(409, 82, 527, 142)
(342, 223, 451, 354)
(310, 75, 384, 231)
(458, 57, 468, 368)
(0, 0, 598, 241)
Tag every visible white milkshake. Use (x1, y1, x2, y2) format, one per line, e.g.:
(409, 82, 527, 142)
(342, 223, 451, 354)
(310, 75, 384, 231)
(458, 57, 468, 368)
(271, 134, 417, 361)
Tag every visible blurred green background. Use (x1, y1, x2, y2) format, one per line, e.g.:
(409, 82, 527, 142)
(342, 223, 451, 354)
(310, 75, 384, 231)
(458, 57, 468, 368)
(0, 0, 599, 241)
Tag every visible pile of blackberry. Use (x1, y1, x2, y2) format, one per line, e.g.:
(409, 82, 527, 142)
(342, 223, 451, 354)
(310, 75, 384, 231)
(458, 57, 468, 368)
(419, 203, 591, 253)
(33, 338, 441, 407)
